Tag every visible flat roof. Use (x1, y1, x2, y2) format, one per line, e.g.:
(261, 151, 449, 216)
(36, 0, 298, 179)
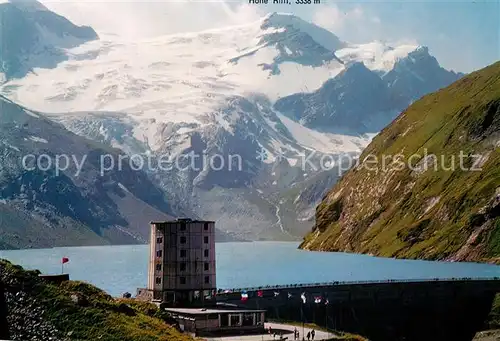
(165, 308, 266, 315)
(151, 219, 215, 224)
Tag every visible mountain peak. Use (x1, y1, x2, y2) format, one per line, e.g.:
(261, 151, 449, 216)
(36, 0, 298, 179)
(259, 12, 346, 52)
(337, 61, 381, 83)
(394, 45, 439, 69)
(4, 0, 49, 12)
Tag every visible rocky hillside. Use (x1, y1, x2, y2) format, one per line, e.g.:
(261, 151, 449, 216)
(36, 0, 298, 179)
(300, 61, 500, 263)
(0, 259, 193, 341)
(0, 95, 178, 248)
(0, 95, 243, 248)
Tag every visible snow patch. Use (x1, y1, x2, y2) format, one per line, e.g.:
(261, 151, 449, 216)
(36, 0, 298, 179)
(29, 136, 48, 143)
(276, 112, 371, 153)
(2, 141, 20, 152)
(118, 183, 130, 193)
(23, 109, 40, 118)
(336, 42, 419, 72)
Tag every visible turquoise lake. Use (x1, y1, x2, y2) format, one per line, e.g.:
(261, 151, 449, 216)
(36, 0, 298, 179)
(1, 242, 500, 297)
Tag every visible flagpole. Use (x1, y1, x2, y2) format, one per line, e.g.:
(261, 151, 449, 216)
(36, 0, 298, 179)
(301, 305, 304, 341)
(325, 303, 328, 338)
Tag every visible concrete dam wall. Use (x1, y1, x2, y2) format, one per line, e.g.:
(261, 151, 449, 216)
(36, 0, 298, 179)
(216, 279, 500, 341)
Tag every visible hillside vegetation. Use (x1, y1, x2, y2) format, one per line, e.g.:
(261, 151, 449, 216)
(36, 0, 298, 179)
(300, 61, 500, 263)
(0, 259, 194, 341)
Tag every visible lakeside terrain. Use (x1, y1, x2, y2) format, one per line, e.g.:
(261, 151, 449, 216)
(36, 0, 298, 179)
(300, 61, 500, 263)
(0, 259, 194, 341)
(1, 259, 373, 341)
(1, 258, 499, 341)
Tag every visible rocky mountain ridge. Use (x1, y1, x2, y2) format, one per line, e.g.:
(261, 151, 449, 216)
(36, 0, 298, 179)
(0, 0, 98, 81)
(1, 7, 465, 241)
(300, 61, 500, 263)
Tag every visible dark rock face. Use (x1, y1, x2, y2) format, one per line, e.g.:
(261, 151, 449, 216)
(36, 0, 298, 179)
(383, 46, 464, 101)
(275, 48, 463, 135)
(0, 95, 175, 248)
(0, 0, 98, 79)
(274, 62, 407, 134)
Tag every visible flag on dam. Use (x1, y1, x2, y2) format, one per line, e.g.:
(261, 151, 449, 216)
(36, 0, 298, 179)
(301, 292, 306, 304)
(274, 291, 279, 297)
(288, 293, 292, 299)
(314, 296, 322, 304)
(241, 291, 248, 301)
(257, 290, 263, 297)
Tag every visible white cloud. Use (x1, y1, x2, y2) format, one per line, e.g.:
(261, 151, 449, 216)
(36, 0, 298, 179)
(39, 0, 264, 39)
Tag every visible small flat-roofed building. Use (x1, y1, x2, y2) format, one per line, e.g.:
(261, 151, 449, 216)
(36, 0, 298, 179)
(165, 307, 266, 336)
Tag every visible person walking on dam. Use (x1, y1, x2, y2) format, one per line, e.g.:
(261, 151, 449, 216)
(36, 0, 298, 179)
(306, 331, 311, 341)
(311, 329, 315, 340)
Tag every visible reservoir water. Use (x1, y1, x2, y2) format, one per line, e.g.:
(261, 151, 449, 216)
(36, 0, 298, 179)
(1, 242, 500, 297)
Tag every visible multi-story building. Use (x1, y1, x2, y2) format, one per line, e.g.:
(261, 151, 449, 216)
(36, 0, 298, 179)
(141, 218, 217, 307)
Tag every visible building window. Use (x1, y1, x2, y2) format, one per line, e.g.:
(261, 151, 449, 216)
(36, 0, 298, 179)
(156, 250, 162, 258)
(204, 236, 209, 244)
(204, 223, 209, 231)
(231, 314, 240, 326)
(155, 277, 161, 285)
(156, 237, 163, 244)
(180, 236, 187, 244)
(204, 249, 209, 258)
(180, 223, 186, 231)
(156, 264, 162, 271)
(180, 262, 187, 271)
(204, 263, 209, 271)
(180, 249, 187, 258)
(204, 276, 209, 284)
(180, 277, 186, 285)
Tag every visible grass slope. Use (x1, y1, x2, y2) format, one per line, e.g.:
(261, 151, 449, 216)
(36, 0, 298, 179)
(0, 259, 194, 341)
(300, 61, 500, 263)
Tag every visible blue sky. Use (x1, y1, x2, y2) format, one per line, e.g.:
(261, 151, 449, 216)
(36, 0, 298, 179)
(41, 0, 499, 73)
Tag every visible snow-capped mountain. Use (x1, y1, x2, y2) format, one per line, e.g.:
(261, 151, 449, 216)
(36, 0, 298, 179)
(0, 0, 98, 81)
(0, 9, 464, 241)
(274, 48, 463, 134)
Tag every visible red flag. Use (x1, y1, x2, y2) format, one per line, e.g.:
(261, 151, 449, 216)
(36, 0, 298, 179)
(62, 257, 69, 264)
(257, 290, 263, 297)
